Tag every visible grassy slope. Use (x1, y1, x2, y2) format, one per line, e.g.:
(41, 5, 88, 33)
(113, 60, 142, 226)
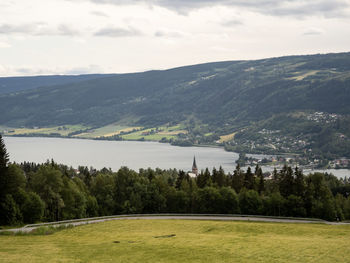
(121, 125, 186, 141)
(0, 220, 349, 263)
(0, 125, 88, 136)
(1, 124, 187, 141)
(220, 132, 236, 143)
(74, 124, 134, 138)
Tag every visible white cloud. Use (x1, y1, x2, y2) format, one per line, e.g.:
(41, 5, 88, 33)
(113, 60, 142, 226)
(0, 64, 105, 77)
(62, 64, 105, 74)
(0, 42, 11, 48)
(0, 22, 81, 36)
(0, 0, 349, 76)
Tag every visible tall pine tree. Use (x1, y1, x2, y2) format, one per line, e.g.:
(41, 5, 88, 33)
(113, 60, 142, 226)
(244, 166, 254, 190)
(256, 165, 265, 194)
(0, 135, 10, 199)
(0, 135, 9, 170)
(232, 164, 244, 193)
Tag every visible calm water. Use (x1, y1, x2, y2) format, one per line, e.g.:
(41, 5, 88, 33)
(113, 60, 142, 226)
(3, 137, 239, 173)
(4, 137, 350, 178)
(258, 165, 350, 179)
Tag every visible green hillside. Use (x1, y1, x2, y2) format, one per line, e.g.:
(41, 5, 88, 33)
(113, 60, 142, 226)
(1, 220, 350, 263)
(1, 52, 350, 160)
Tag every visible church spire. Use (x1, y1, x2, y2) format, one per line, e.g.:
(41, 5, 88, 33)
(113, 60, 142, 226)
(192, 156, 198, 175)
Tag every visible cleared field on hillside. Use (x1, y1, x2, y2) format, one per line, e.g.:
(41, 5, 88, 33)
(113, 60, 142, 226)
(0, 125, 88, 136)
(121, 125, 186, 141)
(1, 219, 349, 263)
(74, 124, 141, 138)
(220, 132, 236, 142)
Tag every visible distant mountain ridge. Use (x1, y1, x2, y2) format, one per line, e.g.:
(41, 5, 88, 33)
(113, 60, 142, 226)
(0, 74, 116, 95)
(1, 52, 350, 159)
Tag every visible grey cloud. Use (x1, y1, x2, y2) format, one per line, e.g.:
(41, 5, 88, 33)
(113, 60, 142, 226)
(90, 10, 109, 17)
(94, 26, 142, 37)
(80, 0, 350, 18)
(0, 23, 81, 36)
(154, 30, 183, 38)
(57, 24, 81, 36)
(0, 22, 142, 38)
(303, 28, 323, 35)
(263, 1, 349, 18)
(0, 23, 44, 34)
(221, 19, 243, 27)
(164, 0, 350, 18)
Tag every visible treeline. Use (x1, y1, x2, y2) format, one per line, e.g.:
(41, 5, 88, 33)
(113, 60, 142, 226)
(1, 136, 350, 226)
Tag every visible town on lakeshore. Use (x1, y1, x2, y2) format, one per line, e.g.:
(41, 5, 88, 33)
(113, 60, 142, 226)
(238, 153, 350, 171)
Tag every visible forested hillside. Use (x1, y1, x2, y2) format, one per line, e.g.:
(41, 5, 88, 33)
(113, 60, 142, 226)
(0, 74, 115, 95)
(1, 52, 350, 159)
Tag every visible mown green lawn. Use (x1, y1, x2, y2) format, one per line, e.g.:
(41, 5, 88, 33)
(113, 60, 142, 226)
(1, 220, 349, 263)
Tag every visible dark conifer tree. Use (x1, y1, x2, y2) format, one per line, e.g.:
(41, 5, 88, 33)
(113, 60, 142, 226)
(196, 168, 211, 188)
(256, 166, 265, 194)
(279, 165, 295, 198)
(212, 167, 218, 185)
(175, 170, 188, 189)
(244, 166, 254, 190)
(0, 135, 9, 170)
(294, 167, 305, 198)
(0, 194, 21, 225)
(232, 164, 244, 193)
(203, 168, 211, 186)
(213, 166, 225, 187)
(270, 168, 280, 193)
(0, 135, 10, 200)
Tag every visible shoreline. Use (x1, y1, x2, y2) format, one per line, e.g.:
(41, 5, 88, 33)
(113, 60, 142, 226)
(3, 134, 224, 150)
(3, 135, 350, 178)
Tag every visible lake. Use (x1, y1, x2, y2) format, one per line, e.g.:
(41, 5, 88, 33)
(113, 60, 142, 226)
(3, 137, 350, 178)
(3, 137, 239, 173)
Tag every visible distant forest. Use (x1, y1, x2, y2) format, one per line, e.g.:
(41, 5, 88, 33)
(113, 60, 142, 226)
(0, 135, 350, 226)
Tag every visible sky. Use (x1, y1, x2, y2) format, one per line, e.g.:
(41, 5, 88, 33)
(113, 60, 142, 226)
(1, 0, 350, 76)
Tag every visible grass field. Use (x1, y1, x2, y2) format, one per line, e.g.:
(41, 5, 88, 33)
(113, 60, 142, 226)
(1, 219, 349, 263)
(288, 70, 320, 81)
(0, 125, 88, 136)
(1, 123, 187, 142)
(220, 132, 236, 143)
(74, 124, 142, 139)
(121, 125, 187, 141)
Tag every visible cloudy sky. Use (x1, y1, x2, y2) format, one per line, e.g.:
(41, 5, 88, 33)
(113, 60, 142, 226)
(1, 0, 350, 76)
